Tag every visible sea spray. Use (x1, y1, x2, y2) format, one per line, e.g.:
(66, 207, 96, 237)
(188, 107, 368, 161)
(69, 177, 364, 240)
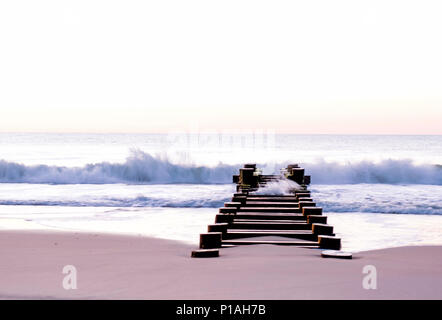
(0, 150, 441, 185)
(303, 159, 442, 185)
(0, 150, 240, 184)
(0, 181, 441, 214)
(253, 179, 301, 195)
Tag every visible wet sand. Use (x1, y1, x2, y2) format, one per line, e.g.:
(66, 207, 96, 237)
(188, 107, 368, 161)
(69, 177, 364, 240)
(0, 230, 441, 300)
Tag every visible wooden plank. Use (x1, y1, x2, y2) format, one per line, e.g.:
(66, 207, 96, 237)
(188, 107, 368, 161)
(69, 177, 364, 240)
(232, 220, 309, 225)
(234, 218, 308, 223)
(246, 197, 298, 202)
(230, 221, 311, 230)
(234, 213, 306, 220)
(191, 249, 219, 258)
(224, 230, 317, 241)
(243, 201, 300, 207)
(238, 207, 302, 213)
(248, 194, 304, 198)
(222, 239, 319, 246)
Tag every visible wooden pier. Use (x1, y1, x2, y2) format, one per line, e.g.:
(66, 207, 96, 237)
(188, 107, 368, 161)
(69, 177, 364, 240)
(192, 163, 343, 258)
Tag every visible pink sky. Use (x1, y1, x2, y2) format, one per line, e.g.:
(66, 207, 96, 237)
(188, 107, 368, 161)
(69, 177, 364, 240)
(1, 1, 441, 134)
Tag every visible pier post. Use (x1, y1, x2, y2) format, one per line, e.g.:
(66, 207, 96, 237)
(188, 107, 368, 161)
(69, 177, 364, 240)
(299, 201, 316, 209)
(318, 236, 341, 250)
(239, 168, 258, 187)
(244, 164, 256, 169)
(312, 223, 334, 236)
(215, 214, 234, 224)
(199, 232, 223, 249)
(219, 207, 237, 214)
(287, 164, 299, 172)
(233, 192, 248, 197)
(307, 215, 327, 224)
(224, 202, 241, 208)
(191, 249, 220, 258)
(232, 196, 247, 205)
(289, 168, 305, 184)
(208, 223, 229, 237)
(297, 197, 313, 202)
(302, 207, 322, 216)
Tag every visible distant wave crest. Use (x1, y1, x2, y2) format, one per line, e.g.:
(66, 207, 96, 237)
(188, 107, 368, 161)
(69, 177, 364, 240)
(0, 150, 239, 184)
(0, 196, 227, 208)
(304, 159, 442, 185)
(0, 151, 441, 185)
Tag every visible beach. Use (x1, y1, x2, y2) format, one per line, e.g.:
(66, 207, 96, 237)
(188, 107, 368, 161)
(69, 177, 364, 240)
(1, 230, 441, 300)
(0, 133, 441, 300)
(2, 0, 442, 306)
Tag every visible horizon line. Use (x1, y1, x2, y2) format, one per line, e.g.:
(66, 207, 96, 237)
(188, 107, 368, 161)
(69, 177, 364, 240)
(0, 131, 441, 136)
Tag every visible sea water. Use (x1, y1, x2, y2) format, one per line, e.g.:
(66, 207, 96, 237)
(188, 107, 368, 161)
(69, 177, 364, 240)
(0, 133, 441, 252)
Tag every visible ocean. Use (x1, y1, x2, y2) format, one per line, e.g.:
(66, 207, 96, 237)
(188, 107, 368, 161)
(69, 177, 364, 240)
(0, 133, 441, 252)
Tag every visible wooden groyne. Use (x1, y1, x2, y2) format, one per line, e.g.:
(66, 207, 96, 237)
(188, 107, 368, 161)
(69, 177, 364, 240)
(191, 164, 343, 258)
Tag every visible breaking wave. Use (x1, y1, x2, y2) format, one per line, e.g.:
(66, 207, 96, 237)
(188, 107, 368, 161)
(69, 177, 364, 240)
(0, 151, 441, 185)
(0, 196, 228, 208)
(303, 160, 442, 185)
(0, 150, 239, 184)
(0, 184, 440, 214)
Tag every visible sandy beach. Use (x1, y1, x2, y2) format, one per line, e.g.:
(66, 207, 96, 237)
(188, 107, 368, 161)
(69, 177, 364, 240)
(1, 230, 441, 300)
(2, 0, 442, 306)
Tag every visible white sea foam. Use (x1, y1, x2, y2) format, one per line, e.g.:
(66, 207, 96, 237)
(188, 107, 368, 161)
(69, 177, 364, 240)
(253, 179, 301, 195)
(0, 150, 239, 184)
(311, 184, 442, 215)
(303, 159, 442, 185)
(0, 182, 440, 215)
(1, 134, 441, 250)
(0, 183, 233, 208)
(0, 150, 441, 185)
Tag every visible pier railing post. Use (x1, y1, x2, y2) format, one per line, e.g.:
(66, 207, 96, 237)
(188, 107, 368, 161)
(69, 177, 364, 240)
(199, 232, 222, 249)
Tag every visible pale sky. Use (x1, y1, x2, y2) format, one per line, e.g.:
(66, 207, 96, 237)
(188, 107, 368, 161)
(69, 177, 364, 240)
(0, 0, 441, 134)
